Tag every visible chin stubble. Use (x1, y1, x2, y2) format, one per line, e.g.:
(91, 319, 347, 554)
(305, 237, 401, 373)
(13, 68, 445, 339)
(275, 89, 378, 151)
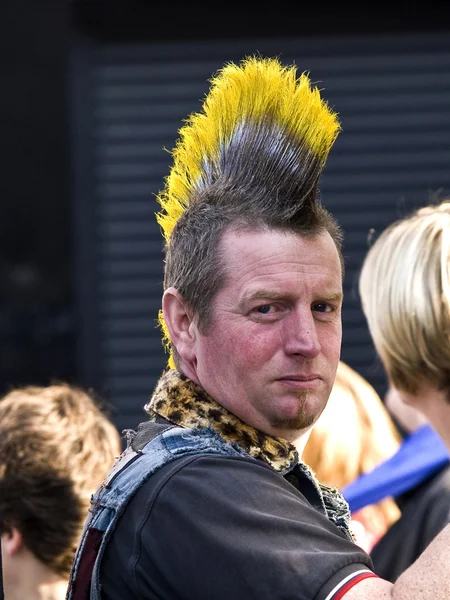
(270, 390, 315, 430)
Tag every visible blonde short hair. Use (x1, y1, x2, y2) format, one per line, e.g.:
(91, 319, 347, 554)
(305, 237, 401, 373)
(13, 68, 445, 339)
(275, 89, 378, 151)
(359, 200, 450, 395)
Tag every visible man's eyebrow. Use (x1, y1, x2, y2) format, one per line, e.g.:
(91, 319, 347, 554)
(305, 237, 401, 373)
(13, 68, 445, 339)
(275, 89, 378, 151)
(241, 290, 344, 302)
(318, 292, 344, 303)
(240, 290, 288, 303)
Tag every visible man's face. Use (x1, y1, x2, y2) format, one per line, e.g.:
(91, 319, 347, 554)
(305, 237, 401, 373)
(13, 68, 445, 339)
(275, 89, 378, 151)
(191, 228, 343, 442)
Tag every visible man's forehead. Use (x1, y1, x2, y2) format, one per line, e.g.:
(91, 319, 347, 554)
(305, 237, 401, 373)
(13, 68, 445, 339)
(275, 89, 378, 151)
(218, 227, 342, 294)
(219, 227, 341, 264)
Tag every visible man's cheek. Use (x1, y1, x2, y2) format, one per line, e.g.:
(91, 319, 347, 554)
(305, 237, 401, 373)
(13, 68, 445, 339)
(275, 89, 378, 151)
(230, 331, 274, 365)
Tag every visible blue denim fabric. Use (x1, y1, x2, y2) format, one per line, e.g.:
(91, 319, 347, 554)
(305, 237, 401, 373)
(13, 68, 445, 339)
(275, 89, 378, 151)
(66, 425, 250, 599)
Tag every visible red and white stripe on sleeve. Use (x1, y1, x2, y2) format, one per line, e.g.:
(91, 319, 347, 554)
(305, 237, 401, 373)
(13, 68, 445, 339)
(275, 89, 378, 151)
(324, 570, 378, 600)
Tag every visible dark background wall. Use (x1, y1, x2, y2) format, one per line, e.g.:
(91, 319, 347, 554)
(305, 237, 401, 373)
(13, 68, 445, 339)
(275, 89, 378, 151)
(1, 0, 450, 432)
(0, 2, 73, 393)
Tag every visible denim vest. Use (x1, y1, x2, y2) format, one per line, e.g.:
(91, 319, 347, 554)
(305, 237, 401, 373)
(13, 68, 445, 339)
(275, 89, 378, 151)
(66, 421, 352, 599)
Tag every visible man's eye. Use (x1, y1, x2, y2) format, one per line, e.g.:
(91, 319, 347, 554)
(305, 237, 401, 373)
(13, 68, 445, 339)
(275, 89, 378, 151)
(257, 304, 273, 314)
(313, 303, 331, 313)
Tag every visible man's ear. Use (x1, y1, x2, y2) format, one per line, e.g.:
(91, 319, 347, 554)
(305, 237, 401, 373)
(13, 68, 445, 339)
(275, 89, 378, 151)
(1, 527, 23, 556)
(162, 287, 197, 363)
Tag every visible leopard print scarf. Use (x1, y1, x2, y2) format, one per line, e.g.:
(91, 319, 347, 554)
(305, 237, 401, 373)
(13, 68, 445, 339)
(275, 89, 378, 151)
(145, 369, 299, 472)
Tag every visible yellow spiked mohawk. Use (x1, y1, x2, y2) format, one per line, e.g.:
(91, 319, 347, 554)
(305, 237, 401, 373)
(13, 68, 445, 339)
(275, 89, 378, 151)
(156, 55, 341, 368)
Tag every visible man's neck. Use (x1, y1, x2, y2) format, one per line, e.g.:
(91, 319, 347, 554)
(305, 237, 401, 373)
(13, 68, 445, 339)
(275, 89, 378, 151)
(176, 363, 314, 454)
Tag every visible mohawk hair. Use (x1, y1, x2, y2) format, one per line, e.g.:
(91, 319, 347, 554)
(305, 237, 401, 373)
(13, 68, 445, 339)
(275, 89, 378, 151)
(155, 55, 342, 367)
(156, 55, 341, 238)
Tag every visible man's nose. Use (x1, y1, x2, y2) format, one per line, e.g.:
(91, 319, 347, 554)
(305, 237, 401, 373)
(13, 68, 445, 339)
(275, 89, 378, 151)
(282, 311, 321, 358)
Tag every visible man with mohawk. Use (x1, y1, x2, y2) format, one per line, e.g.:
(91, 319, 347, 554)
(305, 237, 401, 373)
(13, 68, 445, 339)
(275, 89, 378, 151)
(67, 57, 450, 599)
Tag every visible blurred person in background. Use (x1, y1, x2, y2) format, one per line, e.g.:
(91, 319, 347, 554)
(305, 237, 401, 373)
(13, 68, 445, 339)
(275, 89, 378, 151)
(303, 360, 402, 553)
(357, 198, 450, 581)
(0, 383, 121, 600)
(359, 199, 450, 452)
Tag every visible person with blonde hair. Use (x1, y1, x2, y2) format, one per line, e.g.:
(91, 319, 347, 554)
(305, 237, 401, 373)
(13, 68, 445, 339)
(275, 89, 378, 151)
(303, 361, 402, 552)
(0, 383, 121, 600)
(357, 204, 450, 581)
(359, 200, 450, 452)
